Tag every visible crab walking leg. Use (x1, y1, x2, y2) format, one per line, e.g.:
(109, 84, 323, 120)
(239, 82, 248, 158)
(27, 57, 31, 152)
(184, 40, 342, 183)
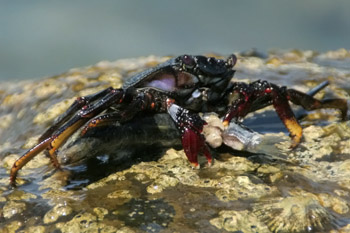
(273, 87, 348, 146)
(39, 87, 115, 141)
(286, 89, 348, 120)
(222, 81, 264, 125)
(306, 81, 330, 97)
(167, 99, 211, 168)
(223, 80, 348, 147)
(10, 138, 52, 186)
(248, 81, 330, 114)
(81, 104, 143, 136)
(223, 81, 302, 147)
(81, 89, 162, 135)
(10, 89, 125, 186)
(46, 115, 92, 161)
(80, 113, 124, 136)
(10, 117, 88, 186)
(271, 90, 302, 147)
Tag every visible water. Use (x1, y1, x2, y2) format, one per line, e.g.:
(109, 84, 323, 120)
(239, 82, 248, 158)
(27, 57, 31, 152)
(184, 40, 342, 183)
(1, 0, 350, 81)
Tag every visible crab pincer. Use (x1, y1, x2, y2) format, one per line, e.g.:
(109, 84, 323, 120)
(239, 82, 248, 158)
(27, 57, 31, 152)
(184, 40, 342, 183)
(167, 99, 212, 168)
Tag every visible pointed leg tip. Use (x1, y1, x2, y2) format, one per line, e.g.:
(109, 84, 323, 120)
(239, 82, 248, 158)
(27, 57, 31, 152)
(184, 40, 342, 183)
(207, 159, 213, 167)
(222, 120, 229, 127)
(191, 162, 200, 169)
(9, 180, 17, 188)
(289, 137, 301, 149)
(10, 174, 22, 188)
(80, 128, 88, 136)
(341, 111, 348, 121)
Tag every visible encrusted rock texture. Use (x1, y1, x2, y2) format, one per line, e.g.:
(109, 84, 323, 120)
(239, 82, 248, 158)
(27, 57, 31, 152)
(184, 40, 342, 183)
(0, 49, 350, 233)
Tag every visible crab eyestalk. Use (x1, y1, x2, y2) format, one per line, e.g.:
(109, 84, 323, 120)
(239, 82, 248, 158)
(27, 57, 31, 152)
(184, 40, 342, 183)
(226, 54, 237, 67)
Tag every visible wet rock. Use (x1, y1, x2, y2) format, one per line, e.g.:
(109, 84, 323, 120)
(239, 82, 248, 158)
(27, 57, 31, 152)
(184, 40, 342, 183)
(215, 175, 278, 202)
(43, 203, 73, 224)
(33, 98, 76, 125)
(0, 51, 349, 232)
(112, 198, 175, 233)
(41, 189, 80, 205)
(0, 221, 23, 232)
(6, 189, 37, 201)
(331, 224, 350, 233)
(0, 114, 13, 130)
(253, 190, 336, 232)
(107, 189, 137, 205)
(320, 48, 350, 60)
(23, 225, 46, 233)
(210, 210, 270, 232)
(107, 189, 134, 199)
(147, 174, 179, 194)
(56, 212, 118, 233)
(93, 207, 108, 220)
(3, 201, 26, 219)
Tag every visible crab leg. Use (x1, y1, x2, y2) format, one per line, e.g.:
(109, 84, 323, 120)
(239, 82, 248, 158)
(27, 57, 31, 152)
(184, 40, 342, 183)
(10, 89, 124, 186)
(222, 81, 297, 147)
(167, 99, 211, 168)
(247, 81, 330, 114)
(286, 89, 348, 120)
(10, 138, 53, 185)
(80, 89, 162, 135)
(81, 104, 143, 136)
(39, 87, 115, 141)
(80, 112, 124, 136)
(223, 81, 303, 147)
(272, 89, 302, 147)
(223, 80, 347, 147)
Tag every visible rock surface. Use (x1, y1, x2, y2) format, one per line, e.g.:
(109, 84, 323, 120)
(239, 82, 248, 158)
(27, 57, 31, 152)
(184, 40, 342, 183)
(0, 49, 350, 232)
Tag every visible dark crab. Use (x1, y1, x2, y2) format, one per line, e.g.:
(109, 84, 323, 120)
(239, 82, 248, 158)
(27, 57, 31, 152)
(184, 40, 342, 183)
(10, 54, 348, 186)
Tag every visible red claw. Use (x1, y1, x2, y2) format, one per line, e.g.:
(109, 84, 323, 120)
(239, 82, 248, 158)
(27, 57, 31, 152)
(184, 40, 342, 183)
(181, 128, 212, 168)
(181, 128, 200, 167)
(167, 100, 212, 168)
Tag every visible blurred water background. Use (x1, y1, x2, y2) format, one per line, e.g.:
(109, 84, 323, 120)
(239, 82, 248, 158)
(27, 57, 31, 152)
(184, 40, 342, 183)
(1, 0, 350, 81)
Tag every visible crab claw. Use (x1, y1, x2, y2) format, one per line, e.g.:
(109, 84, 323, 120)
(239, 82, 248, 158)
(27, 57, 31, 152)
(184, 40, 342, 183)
(167, 99, 212, 167)
(181, 128, 212, 168)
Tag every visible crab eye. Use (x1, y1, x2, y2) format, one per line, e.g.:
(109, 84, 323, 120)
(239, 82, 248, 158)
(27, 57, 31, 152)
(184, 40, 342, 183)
(182, 55, 195, 68)
(226, 54, 237, 67)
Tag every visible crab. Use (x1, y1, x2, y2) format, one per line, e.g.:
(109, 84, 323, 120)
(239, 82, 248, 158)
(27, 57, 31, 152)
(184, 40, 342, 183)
(10, 54, 348, 187)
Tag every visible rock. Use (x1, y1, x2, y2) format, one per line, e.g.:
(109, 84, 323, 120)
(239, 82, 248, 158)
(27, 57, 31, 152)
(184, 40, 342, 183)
(56, 212, 118, 233)
(253, 190, 336, 232)
(210, 210, 270, 232)
(0, 51, 349, 232)
(2, 201, 26, 219)
(43, 203, 73, 224)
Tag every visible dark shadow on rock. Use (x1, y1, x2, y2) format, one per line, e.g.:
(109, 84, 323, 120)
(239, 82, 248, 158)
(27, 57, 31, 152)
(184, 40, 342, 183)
(60, 113, 290, 189)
